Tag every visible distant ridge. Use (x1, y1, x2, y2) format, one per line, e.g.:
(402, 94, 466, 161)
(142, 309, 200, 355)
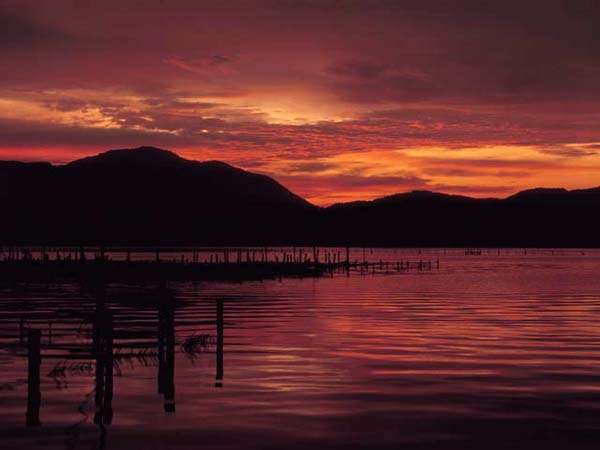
(324, 186, 600, 247)
(1, 146, 600, 246)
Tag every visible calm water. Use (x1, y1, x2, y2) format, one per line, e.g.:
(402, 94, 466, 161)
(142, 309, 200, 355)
(2, 249, 600, 450)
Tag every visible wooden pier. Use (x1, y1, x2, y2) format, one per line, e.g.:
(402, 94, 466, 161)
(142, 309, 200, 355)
(0, 246, 439, 282)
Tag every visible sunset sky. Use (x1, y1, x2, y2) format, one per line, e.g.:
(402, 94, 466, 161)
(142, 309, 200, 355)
(2, 0, 600, 205)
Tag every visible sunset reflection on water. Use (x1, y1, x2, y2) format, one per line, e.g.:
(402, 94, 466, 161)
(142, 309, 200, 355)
(2, 249, 600, 450)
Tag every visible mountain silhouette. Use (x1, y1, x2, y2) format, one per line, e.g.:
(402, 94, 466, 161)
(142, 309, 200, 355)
(324, 187, 600, 247)
(1, 146, 599, 246)
(1, 147, 318, 245)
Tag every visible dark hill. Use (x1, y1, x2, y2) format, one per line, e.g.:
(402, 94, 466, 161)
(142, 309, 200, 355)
(61, 147, 312, 209)
(0, 147, 318, 245)
(323, 187, 600, 247)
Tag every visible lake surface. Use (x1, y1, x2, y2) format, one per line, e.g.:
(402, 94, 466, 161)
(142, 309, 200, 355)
(2, 248, 600, 450)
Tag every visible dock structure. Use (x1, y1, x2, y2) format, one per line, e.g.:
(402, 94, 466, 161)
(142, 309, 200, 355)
(4, 289, 225, 425)
(0, 246, 439, 282)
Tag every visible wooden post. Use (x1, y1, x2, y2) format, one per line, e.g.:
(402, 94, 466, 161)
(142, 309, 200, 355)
(94, 310, 114, 424)
(19, 315, 25, 345)
(26, 330, 41, 427)
(216, 300, 224, 388)
(163, 302, 175, 413)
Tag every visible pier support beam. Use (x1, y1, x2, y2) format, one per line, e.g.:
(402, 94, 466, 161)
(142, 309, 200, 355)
(93, 308, 114, 425)
(26, 329, 41, 427)
(216, 300, 224, 388)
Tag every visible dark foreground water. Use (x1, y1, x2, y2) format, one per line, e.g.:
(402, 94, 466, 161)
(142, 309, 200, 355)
(2, 248, 600, 450)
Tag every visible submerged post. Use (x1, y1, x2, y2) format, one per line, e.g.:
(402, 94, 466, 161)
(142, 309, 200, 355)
(19, 315, 25, 345)
(164, 305, 175, 413)
(345, 246, 350, 277)
(158, 295, 176, 413)
(26, 329, 41, 427)
(93, 309, 114, 425)
(216, 300, 224, 388)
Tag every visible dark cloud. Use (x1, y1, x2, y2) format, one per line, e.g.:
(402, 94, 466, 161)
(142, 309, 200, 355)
(0, 118, 185, 150)
(423, 167, 530, 178)
(286, 162, 337, 173)
(0, 8, 71, 50)
(3, 0, 600, 107)
(417, 157, 561, 170)
(326, 60, 441, 103)
(537, 145, 600, 158)
(326, 61, 388, 80)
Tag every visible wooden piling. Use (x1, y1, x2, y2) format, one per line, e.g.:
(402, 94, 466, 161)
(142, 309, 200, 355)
(216, 300, 224, 388)
(19, 315, 25, 345)
(26, 329, 41, 427)
(94, 309, 114, 424)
